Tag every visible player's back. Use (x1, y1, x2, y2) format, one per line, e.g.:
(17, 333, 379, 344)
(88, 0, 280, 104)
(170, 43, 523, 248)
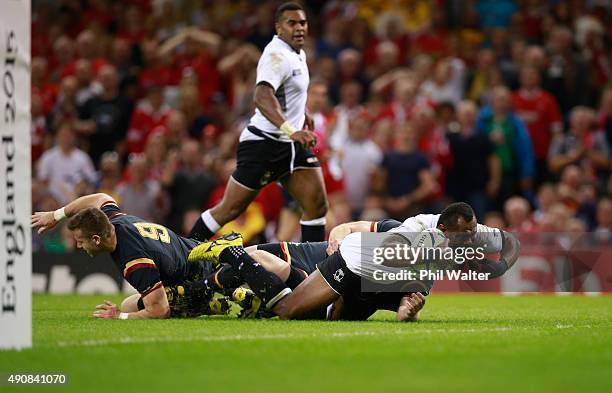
(102, 203, 209, 287)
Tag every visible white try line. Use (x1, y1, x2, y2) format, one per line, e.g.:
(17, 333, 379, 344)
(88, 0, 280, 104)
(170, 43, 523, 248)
(47, 327, 517, 348)
(41, 323, 605, 349)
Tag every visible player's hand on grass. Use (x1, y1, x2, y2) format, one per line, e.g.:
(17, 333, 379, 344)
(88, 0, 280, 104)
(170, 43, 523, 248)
(93, 300, 120, 319)
(31, 211, 59, 234)
(396, 293, 426, 322)
(290, 130, 316, 148)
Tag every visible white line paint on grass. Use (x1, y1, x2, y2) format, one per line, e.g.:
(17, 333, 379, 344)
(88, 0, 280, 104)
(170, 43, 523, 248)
(49, 327, 515, 348)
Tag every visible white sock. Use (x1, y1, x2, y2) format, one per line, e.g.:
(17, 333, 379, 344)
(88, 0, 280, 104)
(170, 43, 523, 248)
(202, 210, 221, 232)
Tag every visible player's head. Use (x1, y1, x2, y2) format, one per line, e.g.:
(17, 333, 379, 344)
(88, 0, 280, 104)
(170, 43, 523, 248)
(275, 2, 308, 50)
(67, 208, 116, 256)
(437, 202, 477, 247)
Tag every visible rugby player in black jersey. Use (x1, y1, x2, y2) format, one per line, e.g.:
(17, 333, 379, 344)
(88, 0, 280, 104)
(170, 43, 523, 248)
(31, 193, 244, 319)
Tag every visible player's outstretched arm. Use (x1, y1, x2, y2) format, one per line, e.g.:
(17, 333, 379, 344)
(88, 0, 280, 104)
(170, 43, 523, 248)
(31, 193, 117, 234)
(468, 230, 521, 279)
(499, 230, 521, 270)
(93, 286, 170, 320)
(327, 221, 375, 255)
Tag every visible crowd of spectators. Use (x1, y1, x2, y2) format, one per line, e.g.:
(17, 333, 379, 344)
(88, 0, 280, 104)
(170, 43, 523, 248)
(31, 0, 611, 252)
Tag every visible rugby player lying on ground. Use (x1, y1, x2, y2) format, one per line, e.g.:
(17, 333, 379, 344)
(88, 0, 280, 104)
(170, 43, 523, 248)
(31, 191, 415, 321)
(121, 204, 518, 321)
(31, 193, 251, 319)
(188, 203, 521, 320)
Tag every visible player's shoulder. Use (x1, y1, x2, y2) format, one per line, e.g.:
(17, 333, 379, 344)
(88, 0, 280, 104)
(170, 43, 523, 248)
(476, 223, 502, 234)
(100, 200, 124, 219)
(408, 214, 440, 228)
(262, 37, 287, 55)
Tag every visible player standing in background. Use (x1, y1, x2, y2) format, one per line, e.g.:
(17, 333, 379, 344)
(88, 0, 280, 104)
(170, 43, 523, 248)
(189, 2, 329, 243)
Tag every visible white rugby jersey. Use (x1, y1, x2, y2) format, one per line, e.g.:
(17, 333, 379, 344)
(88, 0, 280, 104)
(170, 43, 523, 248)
(241, 35, 309, 143)
(340, 214, 504, 278)
(389, 214, 503, 254)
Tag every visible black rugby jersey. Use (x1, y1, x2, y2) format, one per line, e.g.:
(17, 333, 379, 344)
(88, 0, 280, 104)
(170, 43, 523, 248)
(101, 201, 211, 297)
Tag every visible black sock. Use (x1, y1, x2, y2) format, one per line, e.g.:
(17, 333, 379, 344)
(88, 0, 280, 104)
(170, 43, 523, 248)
(210, 264, 242, 290)
(286, 266, 307, 289)
(220, 246, 289, 307)
(301, 224, 325, 242)
(188, 217, 216, 241)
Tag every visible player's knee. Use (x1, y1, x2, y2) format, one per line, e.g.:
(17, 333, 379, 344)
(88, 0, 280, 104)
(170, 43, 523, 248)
(305, 197, 328, 219)
(217, 202, 248, 222)
(273, 299, 298, 320)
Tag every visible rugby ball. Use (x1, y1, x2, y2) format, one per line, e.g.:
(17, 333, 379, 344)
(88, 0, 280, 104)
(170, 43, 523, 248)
(413, 228, 446, 249)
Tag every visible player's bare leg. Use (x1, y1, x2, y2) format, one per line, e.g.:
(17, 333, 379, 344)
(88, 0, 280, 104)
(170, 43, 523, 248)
(247, 249, 291, 281)
(248, 247, 310, 290)
(284, 167, 328, 242)
(189, 177, 259, 240)
(272, 270, 338, 320)
(276, 207, 301, 241)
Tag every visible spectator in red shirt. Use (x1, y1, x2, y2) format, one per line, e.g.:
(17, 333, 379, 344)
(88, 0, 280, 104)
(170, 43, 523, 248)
(513, 65, 563, 186)
(117, 5, 147, 45)
(31, 94, 50, 165)
(31, 57, 57, 116)
(139, 39, 174, 89)
(68, 30, 108, 77)
(126, 85, 172, 154)
(378, 74, 428, 126)
(159, 27, 222, 106)
(52, 36, 76, 81)
(413, 104, 452, 200)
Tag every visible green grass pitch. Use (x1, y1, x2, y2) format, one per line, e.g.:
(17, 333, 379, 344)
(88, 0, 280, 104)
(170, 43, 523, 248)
(1, 294, 611, 393)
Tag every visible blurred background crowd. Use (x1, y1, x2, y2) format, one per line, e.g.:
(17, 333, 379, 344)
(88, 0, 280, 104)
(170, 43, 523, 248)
(31, 0, 611, 252)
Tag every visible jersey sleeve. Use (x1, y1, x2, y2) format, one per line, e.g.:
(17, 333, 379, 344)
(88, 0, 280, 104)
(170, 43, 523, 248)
(374, 219, 402, 232)
(256, 50, 291, 91)
(122, 258, 162, 297)
(474, 224, 504, 253)
(100, 200, 123, 219)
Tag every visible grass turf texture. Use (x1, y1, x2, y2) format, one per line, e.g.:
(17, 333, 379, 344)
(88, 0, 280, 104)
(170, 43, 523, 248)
(1, 294, 610, 393)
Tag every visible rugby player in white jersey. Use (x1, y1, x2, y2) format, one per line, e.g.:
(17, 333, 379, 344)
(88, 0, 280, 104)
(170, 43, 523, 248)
(189, 202, 521, 321)
(189, 2, 329, 243)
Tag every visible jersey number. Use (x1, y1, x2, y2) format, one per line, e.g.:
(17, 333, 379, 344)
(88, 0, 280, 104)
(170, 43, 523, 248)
(134, 223, 171, 243)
